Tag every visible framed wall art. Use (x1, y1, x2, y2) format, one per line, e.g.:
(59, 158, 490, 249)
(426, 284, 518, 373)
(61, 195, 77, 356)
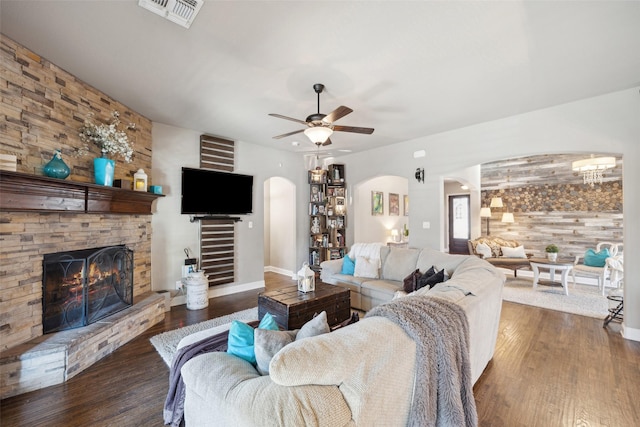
(403, 195, 409, 216)
(389, 193, 399, 216)
(371, 191, 383, 215)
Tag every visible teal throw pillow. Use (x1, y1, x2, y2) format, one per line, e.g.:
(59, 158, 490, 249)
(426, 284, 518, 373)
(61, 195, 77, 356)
(341, 255, 355, 275)
(227, 312, 279, 365)
(584, 248, 610, 267)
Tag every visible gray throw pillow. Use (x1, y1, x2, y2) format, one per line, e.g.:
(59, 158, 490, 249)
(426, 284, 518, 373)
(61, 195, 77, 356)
(254, 311, 331, 375)
(296, 311, 330, 341)
(254, 329, 296, 375)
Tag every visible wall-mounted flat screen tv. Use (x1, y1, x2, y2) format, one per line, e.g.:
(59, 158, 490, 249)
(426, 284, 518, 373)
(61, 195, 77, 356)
(181, 167, 253, 215)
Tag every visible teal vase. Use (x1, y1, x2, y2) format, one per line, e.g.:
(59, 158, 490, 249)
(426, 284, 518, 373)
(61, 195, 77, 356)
(94, 157, 115, 186)
(43, 149, 70, 179)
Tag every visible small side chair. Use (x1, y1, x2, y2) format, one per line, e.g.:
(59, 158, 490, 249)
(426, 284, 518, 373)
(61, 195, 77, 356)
(571, 242, 621, 295)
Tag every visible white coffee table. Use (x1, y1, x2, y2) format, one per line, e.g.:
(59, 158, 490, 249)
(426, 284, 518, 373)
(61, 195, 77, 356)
(529, 257, 575, 296)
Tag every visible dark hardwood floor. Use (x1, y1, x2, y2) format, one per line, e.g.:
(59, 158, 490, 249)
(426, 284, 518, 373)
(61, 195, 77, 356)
(2, 272, 639, 426)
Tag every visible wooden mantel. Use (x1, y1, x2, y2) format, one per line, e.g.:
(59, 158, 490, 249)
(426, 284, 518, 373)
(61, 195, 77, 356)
(0, 170, 164, 214)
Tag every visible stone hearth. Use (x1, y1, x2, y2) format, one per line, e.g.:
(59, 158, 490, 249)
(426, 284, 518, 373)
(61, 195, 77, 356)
(0, 292, 165, 399)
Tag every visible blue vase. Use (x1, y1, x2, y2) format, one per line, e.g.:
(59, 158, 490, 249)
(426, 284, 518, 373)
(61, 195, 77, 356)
(43, 149, 70, 179)
(94, 157, 115, 186)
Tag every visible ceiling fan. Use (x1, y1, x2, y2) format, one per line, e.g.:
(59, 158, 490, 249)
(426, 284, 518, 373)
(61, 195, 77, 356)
(269, 83, 374, 146)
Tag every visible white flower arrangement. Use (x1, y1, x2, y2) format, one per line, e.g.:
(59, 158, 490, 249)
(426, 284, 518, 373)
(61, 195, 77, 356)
(78, 111, 135, 163)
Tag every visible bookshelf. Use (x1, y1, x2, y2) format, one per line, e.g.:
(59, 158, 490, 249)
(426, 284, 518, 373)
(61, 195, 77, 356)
(308, 165, 348, 273)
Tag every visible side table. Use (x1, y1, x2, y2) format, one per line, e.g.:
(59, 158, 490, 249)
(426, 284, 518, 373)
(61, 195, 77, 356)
(529, 257, 575, 296)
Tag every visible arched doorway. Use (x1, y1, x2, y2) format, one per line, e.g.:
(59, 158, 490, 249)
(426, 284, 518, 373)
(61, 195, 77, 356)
(263, 177, 296, 277)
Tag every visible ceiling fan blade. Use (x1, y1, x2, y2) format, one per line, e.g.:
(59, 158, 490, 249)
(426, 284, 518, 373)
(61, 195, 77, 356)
(322, 106, 353, 124)
(333, 125, 375, 134)
(268, 113, 308, 126)
(273, 128, 305, 139)
(322, 137, 332, 146)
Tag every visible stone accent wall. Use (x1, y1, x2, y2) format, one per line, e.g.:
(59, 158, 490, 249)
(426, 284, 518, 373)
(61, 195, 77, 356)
(484, 181, 622, 213)
(480, 154, 623, 259)
(0, 35, 157, 352)
(0, 34, 152, 182)
(0, 212, 154, 351)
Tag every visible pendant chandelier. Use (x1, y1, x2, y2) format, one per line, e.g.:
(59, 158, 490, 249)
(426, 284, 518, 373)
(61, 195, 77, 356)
(572, 156, 616, 186)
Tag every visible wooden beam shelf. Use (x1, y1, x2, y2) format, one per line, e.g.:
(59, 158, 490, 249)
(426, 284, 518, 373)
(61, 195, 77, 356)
(0, 170, 164, 215)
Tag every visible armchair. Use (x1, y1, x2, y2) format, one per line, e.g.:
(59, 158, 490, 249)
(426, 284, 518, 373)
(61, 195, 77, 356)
(571, 242, 622, 295)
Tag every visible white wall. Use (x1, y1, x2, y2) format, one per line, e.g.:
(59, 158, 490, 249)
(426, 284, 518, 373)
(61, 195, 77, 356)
(151, 123, 307, 299)
(339, 87, 640, 340)
(353, 175, 409, 243)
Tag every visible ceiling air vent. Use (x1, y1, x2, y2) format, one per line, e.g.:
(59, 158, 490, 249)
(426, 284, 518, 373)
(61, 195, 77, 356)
(138, 0, 203, 29)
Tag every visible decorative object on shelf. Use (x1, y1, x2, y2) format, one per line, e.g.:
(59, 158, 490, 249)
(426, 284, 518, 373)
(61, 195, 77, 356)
(133, 169, 148, 192)
(480, 206, 492, 235)
(78, 111, 134, 186)
(78, 111, 135, 162)
(545, 244, 559, 262)
(372, 191, 383, 215)
(114, 179, 133, 189)
(297, 262, 315, 293)
(43, 149, 70, 179)
(572, 155, 616, 187)
(415, 167, 424, 183)
(391, 229, 400, 243)
(150, 185, 163, 194)
(0, 154, 17, 172)
(94, 157, 115, 186)
(403, 223, 409, 239)
(311, 217, 320, 234)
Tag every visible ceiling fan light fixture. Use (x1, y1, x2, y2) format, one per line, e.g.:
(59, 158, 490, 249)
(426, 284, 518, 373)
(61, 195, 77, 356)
(304, 126, 333, 144)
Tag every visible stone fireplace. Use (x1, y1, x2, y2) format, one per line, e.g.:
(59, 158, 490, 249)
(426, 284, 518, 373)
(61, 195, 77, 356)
(0, 172, 166, 399)
(42, 245, 134, 334)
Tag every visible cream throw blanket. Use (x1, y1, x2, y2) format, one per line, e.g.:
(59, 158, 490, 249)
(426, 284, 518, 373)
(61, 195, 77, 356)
(366, 295, 478, 427)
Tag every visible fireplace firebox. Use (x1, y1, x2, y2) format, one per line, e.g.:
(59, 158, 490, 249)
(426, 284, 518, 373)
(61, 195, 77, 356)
(42, 245, 134, 334)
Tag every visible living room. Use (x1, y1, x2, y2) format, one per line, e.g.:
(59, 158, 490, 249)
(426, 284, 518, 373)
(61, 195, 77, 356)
(1, 1, 639, 425)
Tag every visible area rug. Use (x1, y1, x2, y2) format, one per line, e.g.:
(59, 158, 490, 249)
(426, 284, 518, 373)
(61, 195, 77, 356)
(502, 277, 608, 319)
(150, 307, 258, 366)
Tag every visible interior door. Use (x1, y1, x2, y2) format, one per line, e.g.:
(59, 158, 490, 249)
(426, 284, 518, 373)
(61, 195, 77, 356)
(448, 195, 470, 254)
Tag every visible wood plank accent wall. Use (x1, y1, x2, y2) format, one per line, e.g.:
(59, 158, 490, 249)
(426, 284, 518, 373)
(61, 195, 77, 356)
(200, 219, 236, 286)
(480, 154, 623, 259)
(199, 135, 236, 286)
(0, 35, 156, 351)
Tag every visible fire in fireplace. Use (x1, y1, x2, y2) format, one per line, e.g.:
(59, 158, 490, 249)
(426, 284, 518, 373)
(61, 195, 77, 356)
(42, 245, 134, 334)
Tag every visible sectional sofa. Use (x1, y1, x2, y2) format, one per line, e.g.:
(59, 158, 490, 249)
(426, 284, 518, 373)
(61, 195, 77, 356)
(179, 246, 505, 426)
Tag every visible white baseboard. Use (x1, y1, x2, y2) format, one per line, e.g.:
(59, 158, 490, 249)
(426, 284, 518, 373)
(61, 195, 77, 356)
(170, 280, 264, 307)
(264, 265, 297, 280)
(622, 324, 640, 342)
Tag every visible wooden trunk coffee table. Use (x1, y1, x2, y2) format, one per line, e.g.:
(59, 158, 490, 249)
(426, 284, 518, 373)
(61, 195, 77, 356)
(258, 282, 350, 330)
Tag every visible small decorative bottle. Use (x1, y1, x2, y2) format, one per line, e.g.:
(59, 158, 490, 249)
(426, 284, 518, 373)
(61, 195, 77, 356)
(43, 149, 71, 179)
